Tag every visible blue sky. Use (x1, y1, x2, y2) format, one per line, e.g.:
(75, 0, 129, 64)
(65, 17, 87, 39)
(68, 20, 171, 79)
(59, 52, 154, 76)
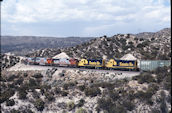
(1, 0, 171, 37)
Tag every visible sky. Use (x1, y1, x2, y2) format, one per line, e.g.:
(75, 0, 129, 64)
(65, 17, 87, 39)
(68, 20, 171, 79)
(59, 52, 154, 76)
(1, 0, 171, 37)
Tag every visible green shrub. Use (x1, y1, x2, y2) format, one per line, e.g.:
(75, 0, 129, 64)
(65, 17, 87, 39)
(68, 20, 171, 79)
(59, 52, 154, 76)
(128, 41, 133, 45)
(54, 87, 61, 94)
(93, 82, 113, 89)
(18, 90, 27, 100)
(146, 99, 154, 105)
(10, 109, 21, 113)
(67, 101, 75, 111)
(0, 89, 15, 103)
(32, 73, 43, 78)
(160, 99, 168, 113)
(14, 77, 24, 85)
(148, 83, 159, 92)
(135, 88, 155, 100)
(8, 83, 16, 89)
(7, 74, 18, 81)
(34, 99, 45, 111)
(6, 99, 15, 106)
(76, 108, 87, 113)
(112, 104, 127, 113)
(40, 85, 51, 94)
(59, 73, 65, 77)
(84, 87, 101, 97)
(32, 91, 40, 99)
(122, 100, 135, 111)
(63, 82, 75, 90)
(127, 90, 135, 101)
(137, 43, 145, 48)
(28, 78, 40, 90)
(61, 91, 68, 96)
(109, 90, 119, 101)
(22, 109, 34, 113)
(77, 99, 85, 107)
(23, 73, 28, 77)
(137, 73, 156, 84)
(163, 73, 171, 90)
(78, 85, 86, 91)
(45, 92, 55, 102)
(97, 97, 113, 111)
(151, 108, 161, 113)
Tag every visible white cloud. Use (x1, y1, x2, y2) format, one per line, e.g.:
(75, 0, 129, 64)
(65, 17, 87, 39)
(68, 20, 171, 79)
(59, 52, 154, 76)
(1, 0, 171, 36)
(2, 0, 170, 23)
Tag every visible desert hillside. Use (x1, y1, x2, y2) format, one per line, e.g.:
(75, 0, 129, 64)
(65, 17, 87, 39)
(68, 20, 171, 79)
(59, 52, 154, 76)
(27, 28, 171, 60)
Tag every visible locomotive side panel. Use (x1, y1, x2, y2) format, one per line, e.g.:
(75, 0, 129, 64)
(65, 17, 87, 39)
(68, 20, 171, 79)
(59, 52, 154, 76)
(106, 59, 137, 70)
(78, 59, 104, 68)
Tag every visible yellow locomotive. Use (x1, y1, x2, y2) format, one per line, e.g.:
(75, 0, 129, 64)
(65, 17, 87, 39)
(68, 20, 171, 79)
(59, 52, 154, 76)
(78, 59, 105, 68)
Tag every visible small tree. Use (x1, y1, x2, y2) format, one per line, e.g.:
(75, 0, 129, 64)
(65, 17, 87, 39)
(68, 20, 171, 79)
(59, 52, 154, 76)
(76, 108, 88, 113)
(84, 87, 101, 97)
(77, 99, 85, 107)
(6, 99, 15, 106)
(34, 99, 45, 111)
(67, 101, 75, 111)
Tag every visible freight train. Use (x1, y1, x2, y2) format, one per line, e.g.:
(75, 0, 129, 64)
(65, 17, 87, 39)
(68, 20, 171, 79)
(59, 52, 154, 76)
(22, 57, 139, 71)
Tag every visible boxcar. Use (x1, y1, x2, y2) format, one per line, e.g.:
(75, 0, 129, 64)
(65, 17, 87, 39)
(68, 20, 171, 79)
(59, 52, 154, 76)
(69, 59, 78, 67)
(27, 57, 36, 65)
(53, 58, 70, 66)
(105, 59, 138, 71)
(39, 58, 47, 65)
(35, 57, 42, 65)
(46, 58, 53, 66)
(52, 59, 60, 66)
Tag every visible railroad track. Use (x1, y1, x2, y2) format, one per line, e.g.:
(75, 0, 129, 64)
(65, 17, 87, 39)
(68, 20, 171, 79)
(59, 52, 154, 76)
(27, 64, 140, 74)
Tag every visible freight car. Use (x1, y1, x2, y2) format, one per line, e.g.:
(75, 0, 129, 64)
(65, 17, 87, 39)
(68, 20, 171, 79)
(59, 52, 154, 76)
(52, 58, 78, 67)
(26, 57, 52, 66)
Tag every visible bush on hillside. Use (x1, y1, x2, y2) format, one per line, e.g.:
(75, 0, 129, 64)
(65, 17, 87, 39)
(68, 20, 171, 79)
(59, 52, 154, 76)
(45, 92, 55, 102)
(7, 74, 18, 81)
(84, 87, 101, 97)
(61, 91, 68, 96)
(76, 108, 88, 113)
(32, 73, 43, 78)
(10, 109, 21, 113)
(14, 77, 24, 85)
(34, 99, 45, 111)
(78, 85, 86, 92)
(0, 89, 15, 103)
(108, 90, 120, 101)
(97, 97, 127, 113)
(67, 101, 75, 111)
(18, 90, 27, 100)
(77, 99, 85, 107)
(97, 97, 113, 111)
(133, 72, 156, 84)
(63, 82, 76, 90)
(6, 99, 15, 106)
(122, 100, 135, 111)
(54, 87, 61, 94)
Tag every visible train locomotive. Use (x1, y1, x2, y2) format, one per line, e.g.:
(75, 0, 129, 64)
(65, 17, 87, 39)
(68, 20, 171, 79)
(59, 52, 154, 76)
(23, 57, 139, 71)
